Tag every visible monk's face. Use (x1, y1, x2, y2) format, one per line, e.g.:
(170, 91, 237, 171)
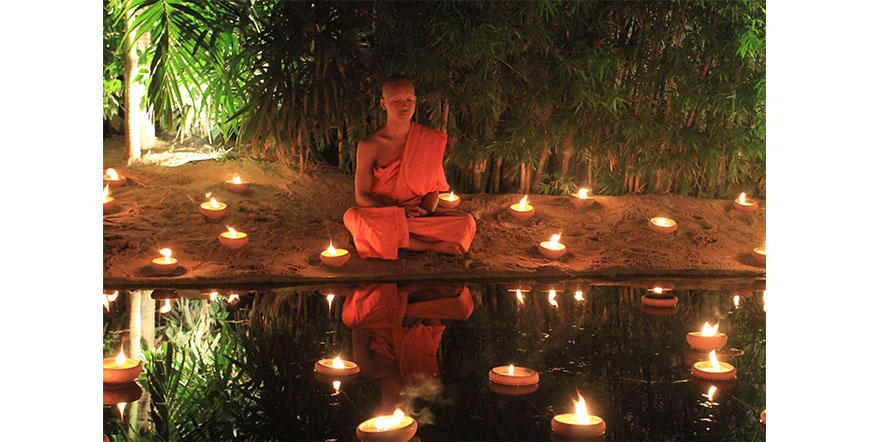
(380, 80, 416, 122)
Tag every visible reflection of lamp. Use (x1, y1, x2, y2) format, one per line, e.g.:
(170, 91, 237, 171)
(103, 382, 143, 405)
(642, 287, 678, 308)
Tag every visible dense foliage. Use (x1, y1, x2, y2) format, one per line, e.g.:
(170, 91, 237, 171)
(106, 0, 765, 197)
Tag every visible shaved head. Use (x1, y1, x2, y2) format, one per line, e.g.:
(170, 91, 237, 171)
(381, 75, 414, 97)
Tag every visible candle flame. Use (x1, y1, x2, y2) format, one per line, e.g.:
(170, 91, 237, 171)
(701, 322, 719, 336)
(655, 217, 669, 226)
(519, 195, 528, 211)
(574, 290, 584, 301)
(233, 175, 241, 184)
(652, 287, 663, 294)
(739, 192, 746, 204)
(516, 289, 524, 305)
(327, 242, 337, 256)
(209, 197, 219, 209)
(734, 295, 740, 308)
(159, 248, 172, 264)
(448, 191, 456, 201)
(333, 380, 341, 391)
(549, 233, 561, 248)
(705, 386, 717, 401)
(114, 349, 126, 368)
(227, 226, 237, 238)
(228, 293, 240, 303)
(106, 168, 119, 180)
(577, 188, 589, 199)
(709, 350, 720, 371)
(160, 299, 171, 313)
(574, 394, 591, 425)
(209, 291, 219, 302)
(333, 356, 345, 369)
(508, 364, 515, 376)
(103, 184, 110, 202)
(374, 409, 406, 432)
(548, 289, 558, 308)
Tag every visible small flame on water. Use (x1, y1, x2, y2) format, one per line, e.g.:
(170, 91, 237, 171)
(327, 242, 337, 256)
(738, 192, 746, 204)
(332, 357, 345, 369)
(577, 188, 589, 199)
(114, 349, 126, 368)
(508, 364, 515, 376)
(701, 322, 719, 336)
(374, 409, 405, 432)
(548, 289, 558, 308)
(333, 380, 341, 391)
(518, 195, 528, 211)
(709, 350, 720, 371)
(574, 393, 591, 425)
(574, 290, 584, 301)
(103, 184, 110, 202)
(159, 248, 172, 264)
(233, 175, 241, 184)
(160, 299, 171, 313)
(516, 289, 524, 305)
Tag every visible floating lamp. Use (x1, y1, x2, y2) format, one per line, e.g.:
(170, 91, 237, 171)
(314, 356, 360, 377)
(150, 248, 178, 275)
(103, 168, 126, 188)
(691, 350, 737, 381)
(103, 185, 115, 213)
(320, 241, 350, 267)
(224, 174, 251, 193)
(649, 216, 678, 234)
(219, 226, 249, 250)
(641, 287, 678, 308)
(538, 233, 567, 259)
(103, 349, 142, 384)
(550, 393, 606, 439)
(509, 195, 535, 220)
(489, 364, 539, 387)
(356, 408, 417, 442)
(733, 192, 758, 213)
(753, 243, 766, 265)
(570, 188, 594, 208)
(199, 193, 228, 222)
(686, 322, 728, 351)
(438, 191, 461, 209)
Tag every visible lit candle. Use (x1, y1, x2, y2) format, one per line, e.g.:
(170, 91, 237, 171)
(224, 174, 251, 193)
(103, 349, 142, 384)
(150, 248, 178, 275)
(648, 216, 678, 234)
(103, 184, 115, 213)
(489, 364, 539, 387)
(219, 226, 249, 250)
(686, 322, 728, 351)
(691, 350, 737, 381)
(438, 191, 461, 209)
(570, 188, 595, 208)
(314, 356, 360, 377)
(320, 241, 350, 267)
(103, 168, 127, 188)
(538, 233, 567, 259)
(356, 409, 418, 442)
(550, 393, 607, 439)
(733, 192, 758, 213)
(753, 243, 766, 265)
(199, 193, 228, 222)
(508, 195, 535, 220)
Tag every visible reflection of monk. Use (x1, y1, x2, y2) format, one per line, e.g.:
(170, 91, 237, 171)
(343, 75, 476, 259)
(343, 283, 473, 415)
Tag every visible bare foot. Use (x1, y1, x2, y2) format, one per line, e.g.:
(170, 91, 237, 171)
(432, 241, 464, 256)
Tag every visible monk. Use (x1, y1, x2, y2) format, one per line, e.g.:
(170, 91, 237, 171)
(343, 75, 476, 259)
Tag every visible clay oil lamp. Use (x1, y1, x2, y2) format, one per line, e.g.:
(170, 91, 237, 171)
(733, 192, 758, 213)
(150, 248, 178, 275)
(538, 233, 567, 260)
(103, 381, 143, 406)
(357, 408, 417, 442)
(438, 191, 461, 209)
(649, 216, 678, 234)
(641, 305, 678, 316)
(103, 349, 142, 385)
(103, 185, 115, 213)
(509, 195, 535, 221)
(150, 289, 178, 301)
(103, 168, 127, 188)
(224, 174, 251, 194)
(199, 193, 228, 222)
(752, 243, 766, 265)
(320, 241, 350, 267)
(686, 322, 728, 351)
(641, 287, 678, 308)
(550, 393, 606, 439)
(570, 188, 594, 209)
(219, 226, 249, 250)
(489, 364, 539, 387)
(314, 356, 360, 377)
(691, 350, 737, 381)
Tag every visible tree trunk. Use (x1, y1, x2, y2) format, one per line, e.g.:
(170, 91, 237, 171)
(441, 99, 449, 132)
(531, 145, 550, 193)
(124, 10, 155, 166)
(492, 157, 503, 193)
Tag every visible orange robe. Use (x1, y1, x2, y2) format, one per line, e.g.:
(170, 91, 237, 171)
(342, 283, 473, 383)
(343, 123, 476, 259)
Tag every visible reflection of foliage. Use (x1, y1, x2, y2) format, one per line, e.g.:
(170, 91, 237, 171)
(537, 172, 579, 196)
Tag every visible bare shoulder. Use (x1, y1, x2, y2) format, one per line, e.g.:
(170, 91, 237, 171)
(358, 128, 387, 152)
